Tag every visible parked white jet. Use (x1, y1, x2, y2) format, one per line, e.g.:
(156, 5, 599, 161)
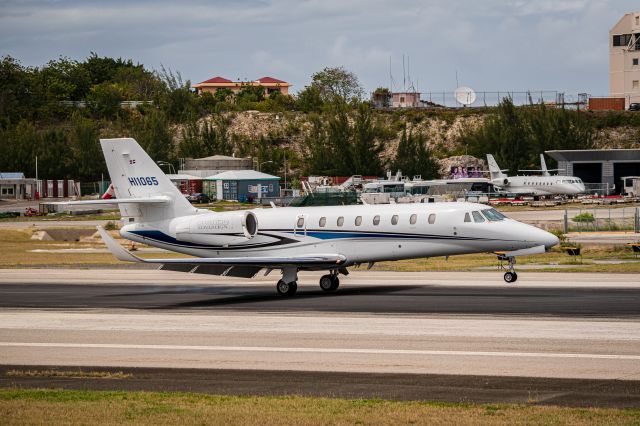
(487, 154, 585, 196)
(60, 139, 559, 295)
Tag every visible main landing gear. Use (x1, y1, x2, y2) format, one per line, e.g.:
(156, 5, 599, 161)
(276, 268, 344, 296)
(319, 272, 340, 292)
(276, 279, 298, 296)
(497, 254, 518, 283)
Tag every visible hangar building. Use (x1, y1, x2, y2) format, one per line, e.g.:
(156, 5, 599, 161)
(203, 170, 280, 202)
(546, 149, 640, 194)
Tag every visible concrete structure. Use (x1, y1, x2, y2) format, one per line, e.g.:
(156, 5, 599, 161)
(546, 149, 640, 194)
(392, 92, 420, 108)
(203, 170, 280, 202)
(609, 11, 640, 108)
(0, 173, 36, 200)
(371, 90, 392, 108)
(179, 155, 253, 178)
(193, 76, 291, 97)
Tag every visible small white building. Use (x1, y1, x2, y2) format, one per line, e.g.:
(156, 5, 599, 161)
(0, 173, 37, 200)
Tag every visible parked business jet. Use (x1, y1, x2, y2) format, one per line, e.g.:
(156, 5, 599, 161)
(59, 139, 559, 295)
(487, 154, 585, 196)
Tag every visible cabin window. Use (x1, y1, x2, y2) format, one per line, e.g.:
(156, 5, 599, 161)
(464, 213, 472, 222)
(297, 217, 305, 227)
(319, 217, 326, 227)
(373, 215, 380, 225)
(428, 214, 436, 224)
(355, 216, 362, 226)
(410, 214, 417, 225)
(472, 211, 485, 223)
(391, 215, 399, 225)
(337, 216, 344, 227)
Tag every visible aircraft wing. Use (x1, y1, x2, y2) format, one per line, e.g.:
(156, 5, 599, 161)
(97, 227, 346, 267)
(49, 197, 170, 205)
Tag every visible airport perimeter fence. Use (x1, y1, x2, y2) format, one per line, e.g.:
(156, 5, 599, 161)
(420, 90, 573, 108)
(563, 207, 640, 233)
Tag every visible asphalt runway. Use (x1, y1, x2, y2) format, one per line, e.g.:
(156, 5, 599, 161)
(1, 269, 640, 406)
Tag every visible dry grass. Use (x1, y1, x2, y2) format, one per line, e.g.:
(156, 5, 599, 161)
(0, 228, 190, 267)
(0, 389, 639, 426)
(6, 370, 132, 379)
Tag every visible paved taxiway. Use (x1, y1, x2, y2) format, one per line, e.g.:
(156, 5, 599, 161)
(1, 269, 639, 383)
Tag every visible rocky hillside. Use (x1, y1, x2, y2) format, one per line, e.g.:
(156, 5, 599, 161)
(174, 109, 639, 177)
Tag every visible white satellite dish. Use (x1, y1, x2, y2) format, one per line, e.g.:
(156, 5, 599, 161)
(454, 86, 476, 106)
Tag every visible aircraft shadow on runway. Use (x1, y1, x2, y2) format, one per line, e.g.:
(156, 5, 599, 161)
(156, 285, 424, 309)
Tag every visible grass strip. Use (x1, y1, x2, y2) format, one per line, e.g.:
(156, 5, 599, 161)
(1, 389, 639, 425)
(6, 369, 132, 379)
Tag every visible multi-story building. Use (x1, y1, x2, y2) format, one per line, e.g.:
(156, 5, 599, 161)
(192, 76, 291, 97)
(610, 11, 640, 108)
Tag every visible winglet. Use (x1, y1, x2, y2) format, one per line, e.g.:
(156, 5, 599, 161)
(96, 226, 144, 263)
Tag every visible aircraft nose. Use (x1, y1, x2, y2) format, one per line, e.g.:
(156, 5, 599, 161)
(536, 228, 560, 250)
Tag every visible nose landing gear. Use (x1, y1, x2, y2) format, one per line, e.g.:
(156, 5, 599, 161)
(497, 254, 518, 283)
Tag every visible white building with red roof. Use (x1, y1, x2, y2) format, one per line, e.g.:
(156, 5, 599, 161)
(193, 76, 291, 96)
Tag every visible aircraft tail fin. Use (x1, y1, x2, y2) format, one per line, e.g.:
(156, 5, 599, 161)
(540, 154, 549, 177)
(100, 138, 196, 221)
(486, 154, 506, 180)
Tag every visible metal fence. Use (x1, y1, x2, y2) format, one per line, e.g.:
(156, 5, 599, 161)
(418, 91, 587, 108)
(79, 181, 111, 196)
(563, 207, 640, 232)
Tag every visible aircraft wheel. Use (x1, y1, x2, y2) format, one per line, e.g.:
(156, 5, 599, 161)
(503, 272, 517, 283)
(330, 275, 340, 291)
(277, 280, 298, 296)
(319, 275, 334, 292)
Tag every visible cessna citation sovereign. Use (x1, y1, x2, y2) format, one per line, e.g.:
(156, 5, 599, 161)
(487, 154, 585, 196)
(60, 138, 559, 295)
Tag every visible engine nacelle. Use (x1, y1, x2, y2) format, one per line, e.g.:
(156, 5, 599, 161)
(174, 211, 258, 246)
(492, 178, 509, 186)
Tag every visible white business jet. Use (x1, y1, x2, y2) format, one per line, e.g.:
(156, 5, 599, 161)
(487, 154, 585, 196)
(60, 139, 559, 295)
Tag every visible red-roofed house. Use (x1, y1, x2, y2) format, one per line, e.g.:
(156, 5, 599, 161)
(193, 76, 291, 96)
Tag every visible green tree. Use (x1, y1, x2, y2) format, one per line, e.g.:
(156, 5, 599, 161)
(87, 82, 124, 119)
(0, 56, 35, 125)
(295, 85, 323, 112)
(133, 110, 175, 162)
(68, 113, 104, 180)
(37, 128, 71, 179)
(310, 67, 363, 102)
(392, 126, 439, 179)
(304, 114, 332, 175)
(351, 102, 383, 176)
(2, 120, 39, 176)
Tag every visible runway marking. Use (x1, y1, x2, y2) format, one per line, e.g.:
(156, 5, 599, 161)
(1, 342, 639, 360)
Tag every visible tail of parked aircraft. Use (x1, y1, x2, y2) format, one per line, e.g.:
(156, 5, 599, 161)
(100, 138, 196, 221)
(486, 154, 507, 181)
(539, 154, 549, 176)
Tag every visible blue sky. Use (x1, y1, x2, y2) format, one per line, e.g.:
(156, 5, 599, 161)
(0, 0, 638, 96)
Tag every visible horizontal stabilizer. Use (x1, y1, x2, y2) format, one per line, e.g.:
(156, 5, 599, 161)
(96, 226, 144, 262)
(50, 197, 170, 206)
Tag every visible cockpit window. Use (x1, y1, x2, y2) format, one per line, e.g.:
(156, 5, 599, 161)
(464, 213, 471, 222)
(472, 211, 485, 223)
(481, 208, 506, 221)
